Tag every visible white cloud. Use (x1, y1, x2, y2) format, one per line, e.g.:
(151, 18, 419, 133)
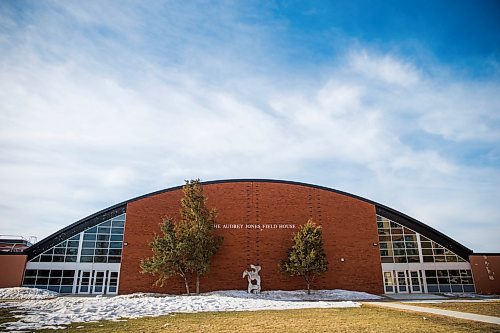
(348, 50, 420, 86)
(0, 3, 499, 253)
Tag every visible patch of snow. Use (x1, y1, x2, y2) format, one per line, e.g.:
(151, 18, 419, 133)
(207, 289, 382, 301)
(0, 289, 373, 331)
(0, 287, 59, 300)
(442, 293, 485, 298)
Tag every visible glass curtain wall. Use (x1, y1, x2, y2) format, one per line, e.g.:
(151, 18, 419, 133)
(23, 214, 126, 294)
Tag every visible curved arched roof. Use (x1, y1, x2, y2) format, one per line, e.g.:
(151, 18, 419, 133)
(25, 179, 473, 260)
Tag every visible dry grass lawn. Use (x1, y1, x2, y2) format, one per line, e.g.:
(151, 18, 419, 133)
(19, 305, 497, 333)
(414, 301, 500, 318)
(0, 308, 17, 327)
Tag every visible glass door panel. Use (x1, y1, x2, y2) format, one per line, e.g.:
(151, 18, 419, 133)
(409, 271, 422, 293)
(383, 271, 395, 293)
(78, 271, 91, 294)
(92, 271, 106, 294)
(397, 271, 409, 293)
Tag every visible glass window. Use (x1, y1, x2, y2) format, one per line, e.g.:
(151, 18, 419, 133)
(394, 249, 406, 256)
(405, 242, 417, 249)
(49, 277, 61, 285)
(63, 270, 75, 277)
(378, 229, 390, 235)
(27, 214, 126, 267)
(83, 234, 96, 241)
(23, 278, 36, 285)
(392, 241, 405, 248)
(407, 256, 419, 263)
(97, 234, 109, 241)
(80, 256, 93, 263)
(111, 228, 124, 234)
(434, 256, 446, 262)
(97, 227, 110, 234)
(403, 228, 415, 235)
(434, 248, 445, 255)
(426, 277, 438, 284)
(404, 235, 417, 242)
(60, 286, 73, 293)
(438, 277, 449, 284)
(406, 249, 419, 256)
(113, 214, 126, 221)
(50, 270, 62, 277)
(94, 256, 107, 263)
(391, 228, 403, 235)
(110, 235, 123, 241)
(36, 277, 49, 285)
(41, 255, 52, 262)
(420, 241, 432, 248)
(427, 285, 438, 292)
(67, 241, 79, 248)
(81, 249, 93, 255)
(54, 248, 65, 255)
(82, 241, 96, 248)
(391, 235, 404, 242)
(463, 285, 475, 292)
(439, 285, 451, 293)
(66, 248, 78, 255)
(86, 226, 98, 233)
(376, 215, 471, 273)
(96, 241, 109, 248)
(25, 270, 37, 277)
(112, 220, 125, 228)
(95, 249, 108, 256)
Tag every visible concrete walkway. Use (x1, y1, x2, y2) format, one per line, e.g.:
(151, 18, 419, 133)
(367, 302, 500, 325)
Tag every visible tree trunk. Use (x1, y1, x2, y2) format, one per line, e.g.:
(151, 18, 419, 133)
(180, 274, 190, 295)
(196, 272, 200, 294)
(305, 275, 311, 295)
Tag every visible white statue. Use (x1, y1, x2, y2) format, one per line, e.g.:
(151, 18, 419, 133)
(242, 264, 261, 294)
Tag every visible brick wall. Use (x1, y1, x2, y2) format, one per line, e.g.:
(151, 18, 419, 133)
(0, 254, 27, 288)
(119, 181, 384, 295)
(470, 254, 500, 294)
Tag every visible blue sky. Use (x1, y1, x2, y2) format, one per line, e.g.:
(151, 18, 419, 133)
(0, 1, 499, 252)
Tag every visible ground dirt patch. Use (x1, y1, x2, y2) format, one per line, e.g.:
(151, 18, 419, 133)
(0, 307, 23, 329)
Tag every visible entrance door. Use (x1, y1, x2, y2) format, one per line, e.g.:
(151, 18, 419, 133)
(409, 271, 422, 293)
(77, 271, 92, 294)
(383, 271, 396, 293)
(77, 270, 107, 294)
(396, 271, 409, 293)
(92, 271, 106, 294)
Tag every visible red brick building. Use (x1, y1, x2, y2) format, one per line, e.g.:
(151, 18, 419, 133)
(9, 179, 498, 295)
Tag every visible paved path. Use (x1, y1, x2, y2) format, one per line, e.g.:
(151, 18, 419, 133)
(367, 302, 500, 325)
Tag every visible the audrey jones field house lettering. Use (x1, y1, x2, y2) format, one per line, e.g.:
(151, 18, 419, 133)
(1, 179, 498, 295)
(215, 224, 296, 229)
